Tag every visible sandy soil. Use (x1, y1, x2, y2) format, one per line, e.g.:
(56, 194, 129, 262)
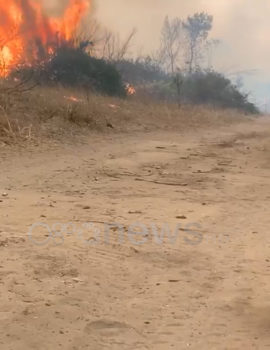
(0, 117, 269, 349)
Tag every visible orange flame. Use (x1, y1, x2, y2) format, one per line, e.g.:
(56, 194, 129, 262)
(0, 0, 90, 76)
(64, 95, 83, 103)
(126, 83, 136, 96)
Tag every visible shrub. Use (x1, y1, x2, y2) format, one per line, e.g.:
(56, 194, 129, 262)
(182, 71, 258, 113)
(136, 70, 259, 114)
(114, 57, 167, 85)
(14, 48, 126, 97)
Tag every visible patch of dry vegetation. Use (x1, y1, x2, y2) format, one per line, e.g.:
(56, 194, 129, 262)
(0, 84, 253, 146)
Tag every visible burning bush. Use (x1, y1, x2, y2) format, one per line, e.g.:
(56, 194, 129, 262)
(0, 0, 91, 77)
(0, 0, 126, 97)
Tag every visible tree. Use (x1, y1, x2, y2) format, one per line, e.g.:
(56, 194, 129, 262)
(183, 12, 213, 73)
(205, 39, 220, 70)
(158, 16, 183, 74)
(173, 68, 183, 107)
(101, 28, 137, 61)
(74, 19, 137, 62)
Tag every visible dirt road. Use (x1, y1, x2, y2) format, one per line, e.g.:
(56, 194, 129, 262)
(0, 117, 269, 349)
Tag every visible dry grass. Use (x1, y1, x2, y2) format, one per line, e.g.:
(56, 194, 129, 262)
(0, 106, 33, 144)
(0, 84, 254, 146)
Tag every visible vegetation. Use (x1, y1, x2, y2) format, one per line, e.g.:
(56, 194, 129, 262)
(110, 12, 258, 114)
(137, 71, 258, 114)
(114, 57, 167, 85)
(0, 84, 250, 145)
(4, 11, 259, 121)
(15, 48, 126, 98)
(181, 71, 258, 113)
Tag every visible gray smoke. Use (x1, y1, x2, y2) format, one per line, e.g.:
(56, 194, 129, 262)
(94, 0, 270, 107)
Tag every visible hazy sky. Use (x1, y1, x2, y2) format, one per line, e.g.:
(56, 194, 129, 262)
(94, 0, 270, 106)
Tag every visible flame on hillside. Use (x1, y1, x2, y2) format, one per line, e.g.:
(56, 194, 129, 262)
(126, 83, 136, 96)
(0, 0, 91, 76)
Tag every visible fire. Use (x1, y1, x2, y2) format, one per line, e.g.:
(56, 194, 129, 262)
(64, 95, 83, 103)
(125, 83, 136, 96)
(0, 0, 91, 77)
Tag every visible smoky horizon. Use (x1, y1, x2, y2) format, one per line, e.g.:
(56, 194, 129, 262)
(94, 0, 270, 109)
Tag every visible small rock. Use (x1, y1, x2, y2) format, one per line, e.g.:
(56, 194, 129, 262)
(128, 210, 142, 214)
(130, 247, 139, 254)
(106, 122, 114, 129)
(176, 215, 187, 219)
(83, 206, 90, 210)
(72, 278, 83, 283)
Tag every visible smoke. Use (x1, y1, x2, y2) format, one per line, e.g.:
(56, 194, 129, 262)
(41, 0, 69, 14)
(95, 1, 267, 70)
(11, 0, 268, 106)
(94, 0, 270, 106)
